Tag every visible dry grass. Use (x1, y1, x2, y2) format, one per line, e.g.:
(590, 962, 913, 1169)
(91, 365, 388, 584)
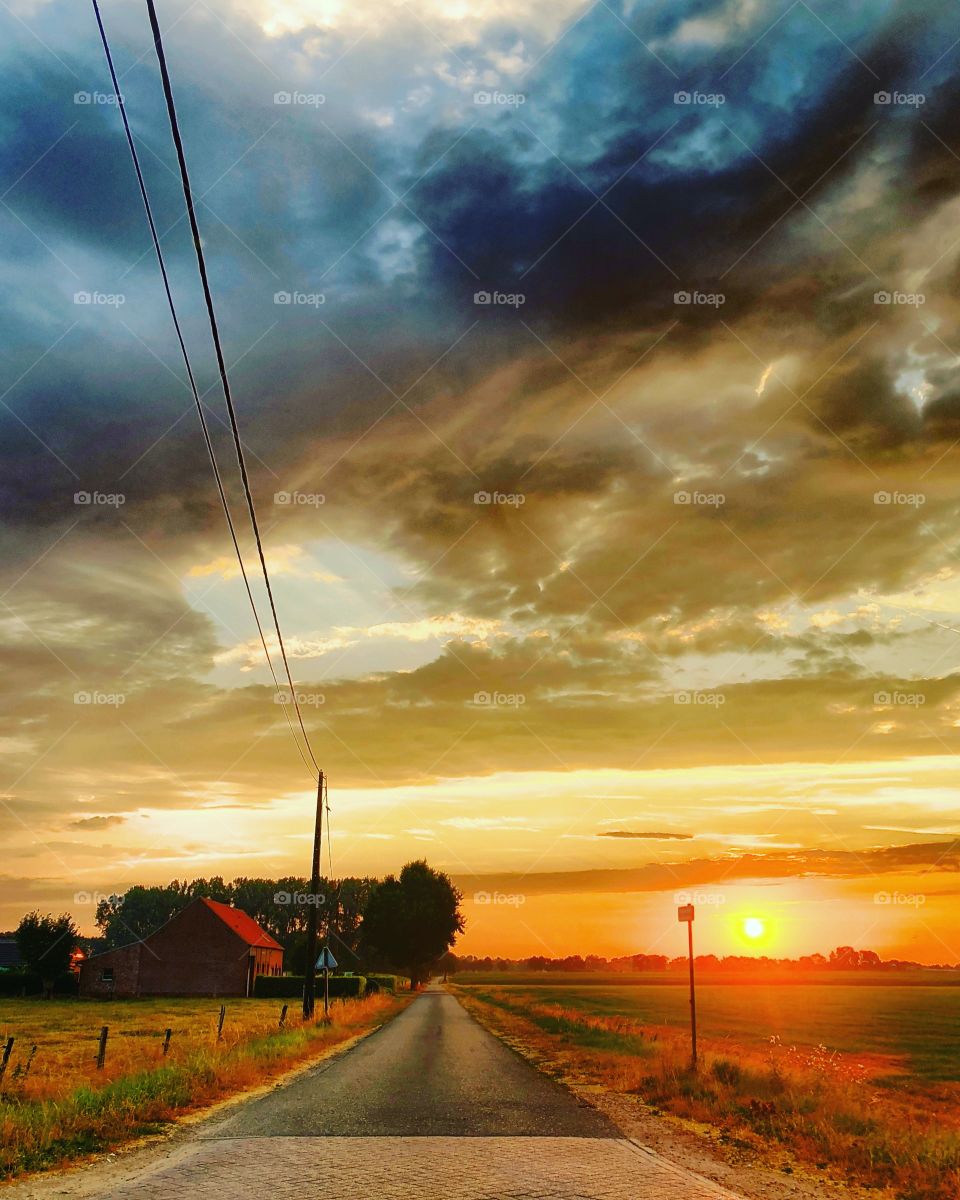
(456, 985, 960, 1200)
(0, 993, 405, 1179)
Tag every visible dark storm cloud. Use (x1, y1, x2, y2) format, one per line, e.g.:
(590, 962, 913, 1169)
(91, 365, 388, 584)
(3, 0, 957, 546)
(407, 0, 950, 335)
(1, 61, 172, 258)
(3, 0, 960, 835)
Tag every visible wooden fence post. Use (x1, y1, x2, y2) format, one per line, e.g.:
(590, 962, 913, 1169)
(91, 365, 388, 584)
(216, 1005, 226, 1042)
(279, 1004, 288, 1029)
(96, 1026, 108, 1070)
(162, 1028, 172, 1056)
(0, 1036, 14, 1082)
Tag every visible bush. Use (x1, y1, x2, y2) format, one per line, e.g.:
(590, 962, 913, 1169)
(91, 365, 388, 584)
(0, 972, 78, 997)
(365, 974, 408, 993)
(711, 1058, 742, 1087)
(253, 975, 366, 1000)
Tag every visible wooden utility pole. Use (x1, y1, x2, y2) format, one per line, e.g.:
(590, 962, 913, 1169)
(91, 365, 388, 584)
(678, 903, 697, 1068)
(303, 771, 324, 1020)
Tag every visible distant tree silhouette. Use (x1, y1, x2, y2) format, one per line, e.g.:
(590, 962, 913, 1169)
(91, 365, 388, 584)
(448, 945, 950, 973)
(16, 911, 79, 996)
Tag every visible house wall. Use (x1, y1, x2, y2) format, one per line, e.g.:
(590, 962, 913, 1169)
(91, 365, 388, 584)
(138, 901, 251, 996)
(79, 942, 143, 998)
(78, 901, 284, 998)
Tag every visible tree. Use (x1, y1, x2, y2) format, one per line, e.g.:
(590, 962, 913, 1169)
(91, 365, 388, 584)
(16, 912, 79, 995)
(829, 945, 860, 970)
(95, 884, 189, 948)
(361, 860, 464, 988)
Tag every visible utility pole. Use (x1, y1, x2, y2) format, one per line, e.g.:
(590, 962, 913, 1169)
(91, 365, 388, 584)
(678, 903, 697, 1068)
(303, 772, 324, 1020)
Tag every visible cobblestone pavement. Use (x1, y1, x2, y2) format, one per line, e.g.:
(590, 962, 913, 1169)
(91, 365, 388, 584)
(101, 1136, 742, 1199)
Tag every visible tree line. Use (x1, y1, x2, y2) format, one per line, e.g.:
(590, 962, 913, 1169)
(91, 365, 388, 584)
(7, 860, 464, 992)
(450, 946, 958, 972)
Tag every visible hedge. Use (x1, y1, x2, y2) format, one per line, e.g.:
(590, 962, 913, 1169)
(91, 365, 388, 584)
(253, 974, 366, 1000)
(365, 974, 408, 993)
(0, 972, 79, 997)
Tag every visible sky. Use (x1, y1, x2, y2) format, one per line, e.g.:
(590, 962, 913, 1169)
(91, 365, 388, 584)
(2, 0, 960, 964)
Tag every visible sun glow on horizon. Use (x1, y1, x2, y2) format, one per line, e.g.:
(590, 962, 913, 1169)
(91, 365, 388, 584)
(743, 916, 766, 940)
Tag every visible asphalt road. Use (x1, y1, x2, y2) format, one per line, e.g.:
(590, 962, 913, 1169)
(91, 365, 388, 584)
(17, 984, 741, 1200)
(204, 982, 616, 1138)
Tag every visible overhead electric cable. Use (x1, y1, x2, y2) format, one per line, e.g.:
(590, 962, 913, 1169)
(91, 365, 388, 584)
(92, 0, 317, 780)
(143, 0, 322, 779)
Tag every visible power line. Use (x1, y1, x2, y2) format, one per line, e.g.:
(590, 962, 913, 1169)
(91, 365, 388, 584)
(143, 0, 323, 779)
(91, 0, 318, 781)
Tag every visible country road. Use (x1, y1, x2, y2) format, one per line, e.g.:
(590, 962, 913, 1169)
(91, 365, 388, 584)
(45, 985, 743, 1200)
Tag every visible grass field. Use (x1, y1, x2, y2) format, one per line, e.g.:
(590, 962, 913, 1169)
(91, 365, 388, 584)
(453, 968, 960, 988)
(454, 980, 960, 1200)
(455, 979, 960, 1082)
(0, 993, 404, 1179)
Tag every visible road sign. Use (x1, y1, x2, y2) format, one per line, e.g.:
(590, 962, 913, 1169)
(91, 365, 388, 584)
(316, 946, 338, 971)
(678, 904, 695, 922)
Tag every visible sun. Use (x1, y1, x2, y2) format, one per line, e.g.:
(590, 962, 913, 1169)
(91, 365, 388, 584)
(743, 917, 765, 940)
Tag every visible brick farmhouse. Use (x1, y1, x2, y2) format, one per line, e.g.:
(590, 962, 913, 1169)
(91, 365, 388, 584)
(80, 897, 283, 998)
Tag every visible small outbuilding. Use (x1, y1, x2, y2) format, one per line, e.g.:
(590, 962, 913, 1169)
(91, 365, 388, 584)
(0, 936, 22, 970)
(79, 897, 283, 998)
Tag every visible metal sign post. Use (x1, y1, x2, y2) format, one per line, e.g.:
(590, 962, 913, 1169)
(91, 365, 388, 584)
(677, 904, 697, 1068)
(316, 946, 337, 1021)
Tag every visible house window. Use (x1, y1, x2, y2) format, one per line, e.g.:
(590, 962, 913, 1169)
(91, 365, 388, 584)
(100, 968, 114, 983)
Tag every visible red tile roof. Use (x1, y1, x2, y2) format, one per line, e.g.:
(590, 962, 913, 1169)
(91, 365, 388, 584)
(201, 898, 283, 950)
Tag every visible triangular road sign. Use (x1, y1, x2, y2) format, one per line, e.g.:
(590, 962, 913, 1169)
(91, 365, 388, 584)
(315, 946, 338, 971)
